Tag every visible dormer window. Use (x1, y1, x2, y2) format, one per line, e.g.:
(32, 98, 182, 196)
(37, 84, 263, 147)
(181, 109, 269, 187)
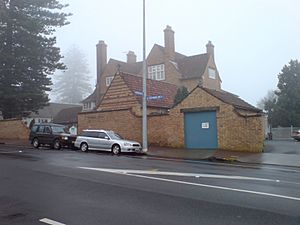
(83, 102, 95, 111)
(208, 68, 216, 79)
(148, 64, 165, 81)
(106, 76, 114, 86)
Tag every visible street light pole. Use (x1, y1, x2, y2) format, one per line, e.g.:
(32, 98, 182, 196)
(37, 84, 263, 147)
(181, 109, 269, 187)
(142, 0, 148, 152)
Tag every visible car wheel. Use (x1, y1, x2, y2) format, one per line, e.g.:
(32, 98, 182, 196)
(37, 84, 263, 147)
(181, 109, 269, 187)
(53, 139, 61, 150)
(32, 138, 40, 148)
(112, 144, 121, 155)
(80, 143, 88, 152)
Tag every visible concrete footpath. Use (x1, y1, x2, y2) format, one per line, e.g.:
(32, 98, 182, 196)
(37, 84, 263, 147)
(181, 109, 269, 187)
(147, 147, 300, 168)
(1, 139, 300, 168)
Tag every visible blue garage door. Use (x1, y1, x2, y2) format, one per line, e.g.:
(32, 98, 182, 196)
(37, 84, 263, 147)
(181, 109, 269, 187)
(184, 111, 218, 149)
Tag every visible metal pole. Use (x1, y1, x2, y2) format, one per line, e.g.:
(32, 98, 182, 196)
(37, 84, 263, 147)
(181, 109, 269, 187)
(142, 0, 148, 152)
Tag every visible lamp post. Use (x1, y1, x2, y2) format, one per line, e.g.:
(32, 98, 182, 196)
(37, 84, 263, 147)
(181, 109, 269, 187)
(142, 0, 148, 152)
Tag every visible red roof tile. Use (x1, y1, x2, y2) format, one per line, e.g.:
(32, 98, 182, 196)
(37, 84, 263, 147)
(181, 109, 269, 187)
(201, 87, 262, 112)
(120, 73, 178, 109)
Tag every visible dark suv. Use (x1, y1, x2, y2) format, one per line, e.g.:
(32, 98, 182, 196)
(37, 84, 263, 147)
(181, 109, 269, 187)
(29, 123, 77, 150)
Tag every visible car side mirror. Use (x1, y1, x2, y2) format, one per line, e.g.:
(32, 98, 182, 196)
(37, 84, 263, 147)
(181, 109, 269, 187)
(104, 136, 110, 140)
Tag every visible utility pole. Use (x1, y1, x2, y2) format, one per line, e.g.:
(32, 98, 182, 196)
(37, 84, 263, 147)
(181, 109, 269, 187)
(142, 0, 148, 152)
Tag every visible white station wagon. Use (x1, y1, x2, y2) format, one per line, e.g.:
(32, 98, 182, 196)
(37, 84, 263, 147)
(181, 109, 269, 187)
(74, 129, 143, 155)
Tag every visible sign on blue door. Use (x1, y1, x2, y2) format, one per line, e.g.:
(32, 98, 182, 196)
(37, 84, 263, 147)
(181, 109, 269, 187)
(184, 111, 218, 149)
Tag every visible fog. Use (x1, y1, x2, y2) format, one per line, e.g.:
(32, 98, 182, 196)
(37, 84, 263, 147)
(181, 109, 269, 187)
(54, 0, 300, 105)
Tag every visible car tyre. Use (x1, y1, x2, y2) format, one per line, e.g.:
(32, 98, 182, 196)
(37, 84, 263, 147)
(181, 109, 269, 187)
(32, 138, 40, 148)
(80, 142, 88, 152)
(53, 139, 61, 150)
(112, 144, 121, 155)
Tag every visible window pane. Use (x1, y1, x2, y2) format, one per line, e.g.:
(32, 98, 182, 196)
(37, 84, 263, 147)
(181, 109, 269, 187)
(147, 64, 165, 80)
(208, 68, 216, 79)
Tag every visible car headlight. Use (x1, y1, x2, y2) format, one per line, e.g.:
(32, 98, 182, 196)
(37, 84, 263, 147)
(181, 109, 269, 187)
(124, 142, 131, 146)
(62, 136, 68, 140)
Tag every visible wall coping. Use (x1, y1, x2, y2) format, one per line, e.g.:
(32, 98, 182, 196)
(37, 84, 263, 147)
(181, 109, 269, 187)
(79, 107, 131, 115)
(0, 118, 22, 122)
(180, 106, 220, 113)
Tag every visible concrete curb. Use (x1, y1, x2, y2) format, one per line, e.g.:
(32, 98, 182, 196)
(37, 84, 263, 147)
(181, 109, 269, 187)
(145, 153, 300, 169)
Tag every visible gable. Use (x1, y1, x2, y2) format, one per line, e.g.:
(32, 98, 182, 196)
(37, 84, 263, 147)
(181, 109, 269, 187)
(201, 55, 221, 90)
(98, 74, 140, 111)
(147, 44, 166, 65)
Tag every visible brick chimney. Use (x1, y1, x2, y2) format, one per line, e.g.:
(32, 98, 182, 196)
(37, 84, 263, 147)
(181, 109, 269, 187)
(96, 40, 107, 84)
(164, 25, 175, 60)
(127, 51, 137, 64)
(206, 40, 214, 60)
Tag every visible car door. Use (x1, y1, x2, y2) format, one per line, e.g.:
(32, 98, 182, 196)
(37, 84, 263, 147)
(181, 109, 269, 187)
(36, 125, 46, 143)
(43, 126, 53, 144)
(86, 131, 99, 150)
(97, 132, 111, 151)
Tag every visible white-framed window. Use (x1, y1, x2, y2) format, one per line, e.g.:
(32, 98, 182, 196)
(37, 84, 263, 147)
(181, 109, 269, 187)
(106, 76, 114, 86)
(208, 68, 216, 79)
(148, 64, 165, 81)
(83, 102, 95, 111)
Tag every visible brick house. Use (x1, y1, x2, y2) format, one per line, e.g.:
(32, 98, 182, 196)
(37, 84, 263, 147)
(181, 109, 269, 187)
(79, 26, 264, 152)
(82, 25, 221, 111)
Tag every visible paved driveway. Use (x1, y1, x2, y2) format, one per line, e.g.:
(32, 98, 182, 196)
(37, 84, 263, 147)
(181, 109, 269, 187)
(264, 140, 300, 154)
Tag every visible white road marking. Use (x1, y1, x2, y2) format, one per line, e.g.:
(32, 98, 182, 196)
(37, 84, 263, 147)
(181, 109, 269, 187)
(78, 167, 276, 182)
(39, 218, 66, 225)
(78, 167, 300, 202)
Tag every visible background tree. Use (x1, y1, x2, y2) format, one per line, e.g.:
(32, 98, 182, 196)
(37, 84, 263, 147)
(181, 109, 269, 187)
(0, 0, 70, 119)
(258, 60, 300, 127)
(52, 46, 92, 104)
(257, 90, 277, 125)
(275, 60, 300, 126)
(174, 86, 189, 105)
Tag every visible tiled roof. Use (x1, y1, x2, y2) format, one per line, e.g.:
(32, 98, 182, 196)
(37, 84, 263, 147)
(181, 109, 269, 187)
(154, 44, 187, 61)
(202, 87, 262, 112)
(109, 59, 143, 75)
(28, 103, 80, 118)
(53, 106, 82, 124)
(81, 88, 97, 103)
(154, 44, 209, 80)
(120, 73, 178, 108)
(177, 53, 209, 79)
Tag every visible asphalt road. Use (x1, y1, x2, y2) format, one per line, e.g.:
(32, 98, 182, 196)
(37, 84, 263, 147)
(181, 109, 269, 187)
(0, 145, 300, 225)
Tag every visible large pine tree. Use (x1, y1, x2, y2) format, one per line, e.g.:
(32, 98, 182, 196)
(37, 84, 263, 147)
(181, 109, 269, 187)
(52, 46, 92, 104)
(259, 60, 300, 127)
(275, 60, 300, 126)
(0, 0, 70, 119)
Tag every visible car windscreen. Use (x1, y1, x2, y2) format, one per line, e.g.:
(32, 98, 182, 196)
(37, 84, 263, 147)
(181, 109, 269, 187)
(52, 126, 68, 133)
(107, 131, 123, 140)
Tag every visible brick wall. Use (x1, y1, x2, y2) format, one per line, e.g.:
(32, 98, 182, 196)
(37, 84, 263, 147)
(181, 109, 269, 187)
(148, 113, 184, 148)
(78, 109, 142, 143)
(0, 119, 30, 140)
(78, 87, 264, 152)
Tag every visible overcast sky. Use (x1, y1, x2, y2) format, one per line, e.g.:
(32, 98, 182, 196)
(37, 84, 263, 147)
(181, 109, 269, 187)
(54, 0, 300, 106)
